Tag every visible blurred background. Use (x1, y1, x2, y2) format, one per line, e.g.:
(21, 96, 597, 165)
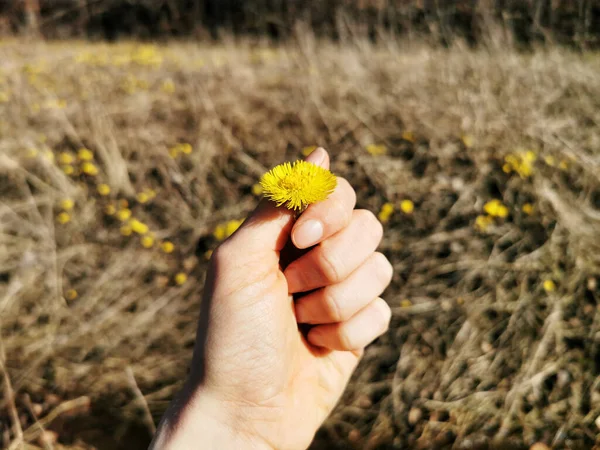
(1, 1, 600, 449)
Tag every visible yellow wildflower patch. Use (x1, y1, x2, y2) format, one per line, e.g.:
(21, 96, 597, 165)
(522, 203, 534, 215)
(504, 150, 536, 178)
(56, 212, 71, 224)
(174, 272, 187, 285)
(97, 184, 111, 196)
(141, 235, 154, 248)
(58, 152, 74, 165)
(475, 215, 494, 232)
(543, 279, 556, 293)
(60, 199, 75, 211)
(161, 241, 175, 253)
(129, 219, 149, 235)
(65, 289, 78, 301)
(483, 199, 508, 218)
(116, 208, 132, 222)
(120, 225, 132, 236)
(366, 144, 387, 156)
(81, 162, 98, 176)
(378, 202, 395, 223)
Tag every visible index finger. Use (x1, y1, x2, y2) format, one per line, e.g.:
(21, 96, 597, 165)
(291, 176, 357, 249)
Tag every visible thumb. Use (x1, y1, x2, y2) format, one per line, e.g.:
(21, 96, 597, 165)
(232, 148, 330, 254)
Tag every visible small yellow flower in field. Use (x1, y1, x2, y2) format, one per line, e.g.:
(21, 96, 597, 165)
(475, 215, 493, 232)
(119, 199, 129, 208)
(260, 160, 337, 211)
(168, 146, 179, 158)
(56, 212, 71, 224)
(65, 289, 78, 300)
(60, 199, 74, 211)
(225, 219, 244, 237)
(81, 162, 98, 176)
(251, 183, 263, 196)
(162, 79, 175, 93)
(120, 224, 132, 236)
(301, 146, 317, 157)
(522, 203, 534, 215)
(543, 279, 556, 293)
(213, 223, 226, 241)
(400, 299, 413, 308)
(97, 184, 111, 196)
(366, 144, 387, 156)
(402, 131, 415, 143)
(559, 160, 569, 171)
(136, 192, 149, 204)
(524, 150, 537, 162)
(141, 235, 154, 248)
(483, 199, 508, 218)
(174, 272, 187, 285)
(58, 152, 74, 165)
(26, 148, 39, 158)
(116, 208, 132, 221)
(400, 200, 415, 214)
(77, 148, 94, 161)
(129, 218, 149, 235)
(180, 143, 192, 154)
(61, 165, 74, 175)
(161, 241, 175, 253)
(204, 249, 213, 260)
(544, 155, 556, 167)
(502, 163, 512, 174)
(104, 204, 116, 215)
(461, 134, 474, 148)
(378, 202, 395, 223)
(146, 189, 157, 199)
(504, 150, 536, 178)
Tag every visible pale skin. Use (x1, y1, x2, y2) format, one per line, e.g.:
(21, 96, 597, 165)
(150, 148, 393, 450)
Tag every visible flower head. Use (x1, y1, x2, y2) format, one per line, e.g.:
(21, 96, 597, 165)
(260, 160, 337, 211)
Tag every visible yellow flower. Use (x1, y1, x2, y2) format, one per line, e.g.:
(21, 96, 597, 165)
(251, 183, 263, 196)
(402, 131, 415, 143)
(65, 289, 78, 300)
(174, 272, 187, 285)
(56, 212, 71, 224)
(475, 215, 493, 232)
(120, 225, 132, 236)
(77, 148, 94, 161)
(136, 192, 149, 204)
(213, 223, 226, 241)
(559, 160, 569, 171)
(58, 152, 74, 165)
(543, 279, 556, 293)
(116, 208, 132, 221)
(544, 155, 556, 167)
(366, 144, 387, 156)
(378, 202, 395, 223)
(483, 199, 508, 218)
(104, 204, 116, 215)
(61, 165, 74, 175)
(81, 162, 98, 176)
(60, 199, 74, 211)
(461, 134, 474, 148)
(161, 241, 175, 253)
(400, 299, 413, 308)
(260, 160, 337, 211)
(400, 200, 414, 214)
(97, 184, 111, 196)
(129, 218, 149, 235)
(180, 143, 192, 154)
(141, 235, 154, 248)
(522, 203, 534, 215)
(301, 145, 317, 157)
(504, 150, 535, 178)
(168, 146, 179, 158)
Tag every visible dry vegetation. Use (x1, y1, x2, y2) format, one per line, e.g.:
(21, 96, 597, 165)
(1, 36, 600, 449)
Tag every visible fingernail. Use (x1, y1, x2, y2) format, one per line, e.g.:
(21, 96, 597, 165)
(305, 147, 326, 166)
(293, 220, 323, 249)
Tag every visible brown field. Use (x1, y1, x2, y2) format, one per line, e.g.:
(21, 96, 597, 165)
(1, 37, 600, 449)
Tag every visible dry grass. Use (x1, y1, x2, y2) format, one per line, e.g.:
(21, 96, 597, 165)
(1, 36, 600, 449)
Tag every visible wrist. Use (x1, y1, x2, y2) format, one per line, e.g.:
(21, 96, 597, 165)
(151, 387, 273, 450)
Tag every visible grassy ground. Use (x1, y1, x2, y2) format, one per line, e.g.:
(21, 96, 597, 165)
(1, 37, 600, 449)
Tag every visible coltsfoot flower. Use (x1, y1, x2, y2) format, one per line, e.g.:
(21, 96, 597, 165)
(260, 160, 337, 211)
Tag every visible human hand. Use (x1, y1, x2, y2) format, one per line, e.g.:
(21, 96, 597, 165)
(151, 148, 393, 450)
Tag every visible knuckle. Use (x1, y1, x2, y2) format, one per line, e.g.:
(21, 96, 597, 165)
(374, 298, 392, 333)
(354, 209, 383, 244)
(337, 177, 357, 208)
(337, 326, 357, 350)
(317, 248, 343, 284)
(329, 196, 352, 229)
(322, 289, 344, 322)
(372, 252, 394, 286)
